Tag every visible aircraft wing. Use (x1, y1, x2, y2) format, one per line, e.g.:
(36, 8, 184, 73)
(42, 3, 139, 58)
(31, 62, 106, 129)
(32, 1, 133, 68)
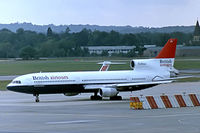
(84, 75, 195, 91)
(167, 75, 194, 80)
(116, 75, 195, 88)
(116, 80, 172, 87)
(84, 80, 172, 90)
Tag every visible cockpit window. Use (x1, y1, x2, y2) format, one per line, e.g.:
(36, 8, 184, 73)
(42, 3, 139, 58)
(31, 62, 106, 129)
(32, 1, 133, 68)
(12, 80, 21, 84)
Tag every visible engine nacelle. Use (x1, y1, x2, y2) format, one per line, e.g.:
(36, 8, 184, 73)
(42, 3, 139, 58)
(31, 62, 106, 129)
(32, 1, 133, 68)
(130, 60, 135, 69)
(130, 58, 175, 70)
(130, 60, 148, 70)
(130, 59, 160, 70)
(64, 93, 79, 96)
(99, 87, 118, 97)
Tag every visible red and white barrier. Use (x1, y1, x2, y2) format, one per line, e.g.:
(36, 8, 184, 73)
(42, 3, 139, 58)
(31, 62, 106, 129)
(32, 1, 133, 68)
(130, 94, 200, 109)
(189, 94, 200, 106)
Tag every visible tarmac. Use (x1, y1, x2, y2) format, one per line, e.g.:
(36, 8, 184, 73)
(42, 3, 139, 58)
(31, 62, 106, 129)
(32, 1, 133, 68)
(0, 82, 200, 133)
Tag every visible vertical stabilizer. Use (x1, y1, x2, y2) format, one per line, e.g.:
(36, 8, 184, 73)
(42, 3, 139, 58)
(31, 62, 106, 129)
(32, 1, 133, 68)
(156, 39, 177, 59)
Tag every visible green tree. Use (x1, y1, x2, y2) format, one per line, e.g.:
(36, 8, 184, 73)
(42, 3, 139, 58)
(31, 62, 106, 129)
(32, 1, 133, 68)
(135, 46, 146, 56)
(19, 46, 37, 59)
(0, 42, 15, 58)
(75, 28, 91, 46)
(121, 33, 137, 45)
(127, 49, 136, 57)
(38, 40, 55, 57)
(16, 28, 24, 35)
(105, 30, 121, 45)
(47, 27, 53, 37)
(88, 30, 109, 46)
(65, 27, 70, 34)
(101, 50, 109, 56)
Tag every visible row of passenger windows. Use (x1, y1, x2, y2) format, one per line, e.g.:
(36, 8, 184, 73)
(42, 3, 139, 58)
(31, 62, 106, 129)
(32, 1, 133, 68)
(33, 78, 127, 83)
(34, 80, 75, 83)
(12, 78, 140, 84)
(82, 78, 127, 82)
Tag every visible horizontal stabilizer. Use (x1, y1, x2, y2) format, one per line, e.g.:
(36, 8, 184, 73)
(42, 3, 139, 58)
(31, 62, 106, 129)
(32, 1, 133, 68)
(98, 61, 126, 71)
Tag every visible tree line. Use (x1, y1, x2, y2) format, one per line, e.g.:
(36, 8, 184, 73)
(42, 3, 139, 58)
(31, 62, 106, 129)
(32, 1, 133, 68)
(0, 27, 193, 59)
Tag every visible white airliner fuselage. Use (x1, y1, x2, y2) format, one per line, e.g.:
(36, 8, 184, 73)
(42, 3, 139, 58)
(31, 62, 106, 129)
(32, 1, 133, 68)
(7, 69, 170, 93)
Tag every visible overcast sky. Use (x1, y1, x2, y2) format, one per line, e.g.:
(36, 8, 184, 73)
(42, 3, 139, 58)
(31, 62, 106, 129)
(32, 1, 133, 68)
(0, 0, 199, 27)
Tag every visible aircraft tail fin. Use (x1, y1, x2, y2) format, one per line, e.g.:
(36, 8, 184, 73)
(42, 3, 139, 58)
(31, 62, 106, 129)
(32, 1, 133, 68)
(156, 39, 177, 59)
(99, 61, 111, 71)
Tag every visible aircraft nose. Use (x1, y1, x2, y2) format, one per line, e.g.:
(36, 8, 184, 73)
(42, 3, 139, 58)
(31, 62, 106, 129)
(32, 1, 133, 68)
(7, 84, 15, 91)
(6, 83, 20, 92)
(7, 83, 33, 94)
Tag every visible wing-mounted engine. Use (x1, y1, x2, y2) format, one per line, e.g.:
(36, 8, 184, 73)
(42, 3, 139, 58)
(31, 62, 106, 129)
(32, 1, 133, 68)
(99, 87, 118, 97)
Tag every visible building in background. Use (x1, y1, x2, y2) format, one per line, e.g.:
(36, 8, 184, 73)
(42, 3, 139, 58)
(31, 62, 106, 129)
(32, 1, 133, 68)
(143, 45, 200, 57)
(82, 46, 135, 56)
(192, 20, 200, 45)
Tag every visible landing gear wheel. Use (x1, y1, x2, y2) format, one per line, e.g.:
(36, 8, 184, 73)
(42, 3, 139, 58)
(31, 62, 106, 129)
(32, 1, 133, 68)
(35, 99, 40, 103)
(90, 95, 102, 100)
(90, 92, 102, 100)
(34, 94, 40, 102)
(110, 96, 122, 100)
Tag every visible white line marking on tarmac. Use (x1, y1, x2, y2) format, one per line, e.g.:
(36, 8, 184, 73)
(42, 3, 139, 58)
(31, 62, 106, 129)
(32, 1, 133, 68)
(2, 111, 200, 119)
(46, 120, 99, 125)
(178, 119, 184, 124)
(144, 113, 200, 118)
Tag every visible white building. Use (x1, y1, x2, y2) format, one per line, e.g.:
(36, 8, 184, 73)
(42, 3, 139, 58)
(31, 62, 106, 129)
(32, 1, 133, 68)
(82, 46, 136, 56)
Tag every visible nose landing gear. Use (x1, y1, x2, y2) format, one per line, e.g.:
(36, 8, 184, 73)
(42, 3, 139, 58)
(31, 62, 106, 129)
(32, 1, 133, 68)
(34, 94, 40, 102)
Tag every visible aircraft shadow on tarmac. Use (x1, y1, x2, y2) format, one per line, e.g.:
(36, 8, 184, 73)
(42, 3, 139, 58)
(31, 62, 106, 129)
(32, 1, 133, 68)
(21, 98, 130, 104)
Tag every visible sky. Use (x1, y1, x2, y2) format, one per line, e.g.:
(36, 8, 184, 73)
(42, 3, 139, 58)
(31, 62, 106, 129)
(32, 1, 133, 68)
(0, 0, 199, 27)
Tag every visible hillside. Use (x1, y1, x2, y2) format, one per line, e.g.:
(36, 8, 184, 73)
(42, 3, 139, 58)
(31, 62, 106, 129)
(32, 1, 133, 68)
(0, 22, 195, 33)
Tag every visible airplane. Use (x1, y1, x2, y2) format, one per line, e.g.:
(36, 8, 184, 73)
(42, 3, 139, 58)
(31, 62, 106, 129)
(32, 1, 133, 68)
(7, 38, 180, 102)
(99, 61, 112, 71)
(98, 61, 126, 71)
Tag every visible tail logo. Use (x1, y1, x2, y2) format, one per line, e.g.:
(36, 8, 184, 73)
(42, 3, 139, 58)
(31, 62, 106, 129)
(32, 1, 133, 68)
(100, 66, 108, 71)
(160, 59, 173, 67)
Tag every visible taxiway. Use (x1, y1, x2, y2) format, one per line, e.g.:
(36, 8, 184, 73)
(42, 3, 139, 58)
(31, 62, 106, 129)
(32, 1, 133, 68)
(0, 82, 200, 133)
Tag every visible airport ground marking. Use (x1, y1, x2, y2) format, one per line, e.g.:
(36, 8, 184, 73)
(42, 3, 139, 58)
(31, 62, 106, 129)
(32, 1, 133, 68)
(46, 120, 100, 125)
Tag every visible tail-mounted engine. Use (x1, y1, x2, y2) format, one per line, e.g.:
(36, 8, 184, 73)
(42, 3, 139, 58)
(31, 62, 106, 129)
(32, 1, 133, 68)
(130, 60, 135, 69)
(130, 59, 152, 70)
(130, 58, 174, 71)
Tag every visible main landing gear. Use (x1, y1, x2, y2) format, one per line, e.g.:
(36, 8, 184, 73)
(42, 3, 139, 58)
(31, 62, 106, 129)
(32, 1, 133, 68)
(90, 92, 102, 100)
(110, 96, 122, 100)
(34, 94, 40, 102)
(90, 92, 122, 100)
